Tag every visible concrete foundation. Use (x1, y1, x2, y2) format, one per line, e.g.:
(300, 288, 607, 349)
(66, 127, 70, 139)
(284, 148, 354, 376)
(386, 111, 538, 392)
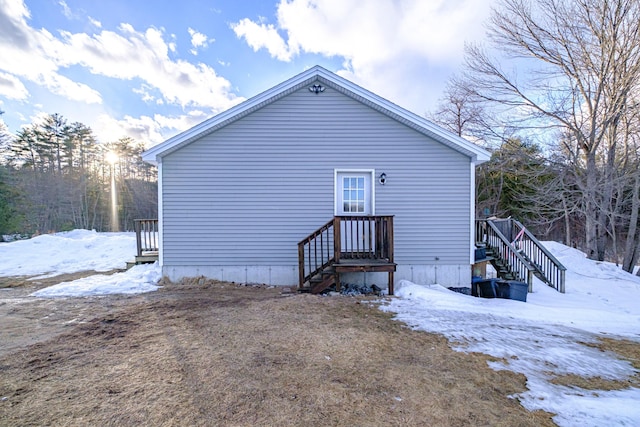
(163, 263, 472, 290)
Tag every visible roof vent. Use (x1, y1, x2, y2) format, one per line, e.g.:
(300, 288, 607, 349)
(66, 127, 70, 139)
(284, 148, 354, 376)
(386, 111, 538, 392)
(309, 84, 325, 94)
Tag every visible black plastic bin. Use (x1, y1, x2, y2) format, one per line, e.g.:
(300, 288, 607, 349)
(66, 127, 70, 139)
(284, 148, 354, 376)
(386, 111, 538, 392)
(496, 280, 528, 302)
(472, 278, 498, 298)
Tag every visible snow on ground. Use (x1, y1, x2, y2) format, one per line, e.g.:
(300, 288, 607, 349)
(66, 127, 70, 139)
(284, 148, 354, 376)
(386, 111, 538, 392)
(0, 230, 159, 296)
(1, 231, 640, 425)
(31, 263, 161, 297)
(0, 229, 136, 278)
(380, 241, 640, 427)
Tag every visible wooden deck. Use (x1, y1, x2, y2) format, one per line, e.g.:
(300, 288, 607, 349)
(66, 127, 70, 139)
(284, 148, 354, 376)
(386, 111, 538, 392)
(298, 216, 396, 295)
(132, 217, 396, 293)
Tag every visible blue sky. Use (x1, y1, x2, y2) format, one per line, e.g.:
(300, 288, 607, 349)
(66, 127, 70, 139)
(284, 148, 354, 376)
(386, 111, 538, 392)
(0, 0, 493, 147)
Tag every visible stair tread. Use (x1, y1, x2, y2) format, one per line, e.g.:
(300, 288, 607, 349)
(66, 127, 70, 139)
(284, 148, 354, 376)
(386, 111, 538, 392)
(311, 276, 335, 294)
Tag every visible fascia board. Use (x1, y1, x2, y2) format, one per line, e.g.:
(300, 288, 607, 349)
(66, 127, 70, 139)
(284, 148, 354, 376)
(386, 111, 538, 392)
(142, 65, 490, 164)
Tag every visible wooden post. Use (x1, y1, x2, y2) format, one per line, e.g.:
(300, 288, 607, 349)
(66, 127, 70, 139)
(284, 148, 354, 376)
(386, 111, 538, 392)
(298, 243, 305, 289)
(135, 220, 142, 257)
(374, 216, 382, 258)
(333, 216, 341, 263)
(387, 216, 394, 263)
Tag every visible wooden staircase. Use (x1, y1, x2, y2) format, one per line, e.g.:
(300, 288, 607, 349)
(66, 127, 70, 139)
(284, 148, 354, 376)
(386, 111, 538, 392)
(307, 264, 337, 294)
(298, 216, 396, 295)
(484, 246, 517, 280)
(476, 218, 566, 293)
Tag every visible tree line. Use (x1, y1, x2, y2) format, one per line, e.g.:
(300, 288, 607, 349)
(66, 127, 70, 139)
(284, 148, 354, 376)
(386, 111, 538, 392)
(431, 0, 640, 274)
(1, 0, 638, 276)
(0, 112, 157, 239)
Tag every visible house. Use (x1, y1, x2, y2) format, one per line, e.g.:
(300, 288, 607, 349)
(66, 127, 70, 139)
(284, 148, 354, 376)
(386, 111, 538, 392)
(142, 66, 490, 293)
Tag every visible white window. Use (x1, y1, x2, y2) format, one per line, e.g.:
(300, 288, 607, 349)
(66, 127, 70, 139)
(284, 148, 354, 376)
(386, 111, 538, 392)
(335, 170, 374, 215)
(342, 176, 365, 213)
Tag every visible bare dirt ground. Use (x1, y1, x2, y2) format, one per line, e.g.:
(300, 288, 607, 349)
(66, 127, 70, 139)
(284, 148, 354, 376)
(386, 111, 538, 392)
(0, 274, 564, 426)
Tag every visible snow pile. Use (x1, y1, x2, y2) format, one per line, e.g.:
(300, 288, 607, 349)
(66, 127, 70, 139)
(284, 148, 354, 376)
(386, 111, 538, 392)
(381, 243, 640, 427)
(0, 229, 159, 297)
(31, 263, 161, 297)
(0, 229, 135, 278)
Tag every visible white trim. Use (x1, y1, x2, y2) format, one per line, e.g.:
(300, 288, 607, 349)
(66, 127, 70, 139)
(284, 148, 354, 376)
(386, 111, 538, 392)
(157, 162, 164, 267)
(371, 169, 376, 215)
(334, 169, 375, 215)
(469, 162, 475, 265)
(142, 66, 490, 164)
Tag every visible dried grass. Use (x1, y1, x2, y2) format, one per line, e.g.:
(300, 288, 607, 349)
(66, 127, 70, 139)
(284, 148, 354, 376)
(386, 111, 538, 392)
(0, 279, 558, 426)
(593, 338, 640, 371)
(550, 338, 640, 390)
(549, 374, 638, 391)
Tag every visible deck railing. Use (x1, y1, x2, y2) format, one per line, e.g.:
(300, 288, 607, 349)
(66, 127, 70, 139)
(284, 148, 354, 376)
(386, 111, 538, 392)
(483, 220, 536, 288)
(334, 215, 394, 262)
(298, 218, 335, 287)
(477, 218, 566, 293)
(298, 215, 394, 287)
(493, 218, 566, 293)
(134, 219, 159, 257)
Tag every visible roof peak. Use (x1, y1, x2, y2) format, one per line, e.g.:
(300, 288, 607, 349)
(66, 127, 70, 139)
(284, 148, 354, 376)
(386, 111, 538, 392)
(142, 66, 489, 164)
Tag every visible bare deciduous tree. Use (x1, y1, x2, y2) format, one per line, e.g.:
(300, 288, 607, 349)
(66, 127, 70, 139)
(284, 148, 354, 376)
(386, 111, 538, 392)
(459, 0, 640, 262)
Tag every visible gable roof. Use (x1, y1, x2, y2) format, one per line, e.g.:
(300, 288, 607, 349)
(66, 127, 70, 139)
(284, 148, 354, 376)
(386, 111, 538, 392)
(142, 65, 490, 164)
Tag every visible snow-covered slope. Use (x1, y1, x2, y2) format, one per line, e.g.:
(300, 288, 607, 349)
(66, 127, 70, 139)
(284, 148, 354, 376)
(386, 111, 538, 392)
(381, 241, 640, 427)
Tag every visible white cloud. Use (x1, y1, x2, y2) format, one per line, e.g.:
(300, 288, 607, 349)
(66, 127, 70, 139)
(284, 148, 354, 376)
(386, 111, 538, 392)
(58, 0, 72, 19)
(154, 110, 208, 132)
(1, 0, 30, 22)
(96, 114, 163, 144)
(59, 1, 101, 29)
(27, 110, 51, 127)
(132, 84, 157, 103)
(58, 24, 240, 111)
(0, 0, 103, 104)
(232, 0, 493, 113)
(231, 18, 295, 61)
(36, 70, 102, 103)
(89, 17, 101, 28)
(250, 0, 491, 64)
(0, 71, 29, 100)
(95, 111, 209, 146)
(188, 27, 213, 56)
(0, 0, 242, 113)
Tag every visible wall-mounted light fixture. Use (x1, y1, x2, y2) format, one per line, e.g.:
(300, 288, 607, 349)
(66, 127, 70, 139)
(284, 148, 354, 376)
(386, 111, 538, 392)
(379, 172, 387, 185)
(309, 84, 325, 94)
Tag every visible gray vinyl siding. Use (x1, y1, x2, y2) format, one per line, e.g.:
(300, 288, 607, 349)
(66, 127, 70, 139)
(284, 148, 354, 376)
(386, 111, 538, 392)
(161, 85, 471, 267)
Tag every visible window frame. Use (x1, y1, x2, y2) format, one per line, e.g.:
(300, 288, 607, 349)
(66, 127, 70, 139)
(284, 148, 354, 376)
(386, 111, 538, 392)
(334, 169, 375, 216)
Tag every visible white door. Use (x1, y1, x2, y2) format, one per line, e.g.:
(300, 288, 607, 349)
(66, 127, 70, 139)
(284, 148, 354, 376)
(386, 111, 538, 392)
(335, 171, 375, 257)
